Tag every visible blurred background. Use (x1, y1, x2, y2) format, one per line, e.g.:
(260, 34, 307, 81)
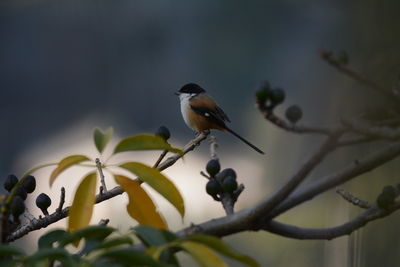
(1, 0, 400, 266)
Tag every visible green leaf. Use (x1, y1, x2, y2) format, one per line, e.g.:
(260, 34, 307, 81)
(134, 226, 178, 265)
(134, 226, 177, 247)
(115, 175, 167, 229)
(113, 134, 183, 155)
(186, 235, 259, 267)
(179, 241, 227, 267)
(0, 245, 25, 257)
(94, 127, 113, 154)
(95, 248, 170, 267)
(119, 162, 185, 217)
(38, 229, 70, 249)
(49, 155, 91, 187)
(26, 248, 75, 267)
(68, 172, 97, 246)
(91, 236, 134, 251)
(60, 225, 114, 248)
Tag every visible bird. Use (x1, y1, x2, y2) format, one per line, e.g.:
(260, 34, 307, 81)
(175, 83, 264, 154)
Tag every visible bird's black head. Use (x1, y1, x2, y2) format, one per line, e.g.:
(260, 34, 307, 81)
(177, 83, 206, 95)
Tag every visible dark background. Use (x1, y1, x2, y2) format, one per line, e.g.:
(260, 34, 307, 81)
(1, 0, 400, 266)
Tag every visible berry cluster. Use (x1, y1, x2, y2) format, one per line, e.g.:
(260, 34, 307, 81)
(255, 81, 303, 124)
(3, 174, 51, 226)
(205, 159, 239, 201)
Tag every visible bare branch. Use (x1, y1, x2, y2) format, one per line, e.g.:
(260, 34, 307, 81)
(336, 188, 372, 209)
(209, 136, 218, 160)
(157, 132, 209, 171)
(256, 104, 337, 136)
(56, 187, 66, 213)
(342, 118, 400, 140)
(268, 141, 400, 219)
(96, 158, 107, 192)
(153, 150, 168, 168)
(246, 130, 343, 225)
(263, 201, 400, 240)
(320, 50, 400, 101)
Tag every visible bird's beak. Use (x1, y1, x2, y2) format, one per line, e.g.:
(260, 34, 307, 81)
(174, 91, 180, 96)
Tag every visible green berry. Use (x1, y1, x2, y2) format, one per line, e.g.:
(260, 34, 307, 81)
(270, 88, 285, 105)
(36, 193, 52, 215)
(285, 105, 303, 124)
(4, 174, 18, 192)
(10, 196, 25, 219)
(206, 159, 220, 177)
(22, 175, 36, 194)
(206, 179, 222, 196)
(155, 126, 171, 141)
(222, 176, 238, 193)
(16, 186, 27, 200)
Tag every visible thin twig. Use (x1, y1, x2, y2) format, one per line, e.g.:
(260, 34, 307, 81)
(96, 158, 107, 193)
(248, 130, 344, 227)
(342, 118, 400, 140)
(268, 141, 400, 219)
(153, 150, 168, 168)
(256, 104, 337, 136)
(320, 50, 400, 101)
(98, 219, 110, 226)
(336, 188, 372, 209)
(263, 201, 400, 240)
(209, 136, 218, 160)
(56, 187, 65, 213)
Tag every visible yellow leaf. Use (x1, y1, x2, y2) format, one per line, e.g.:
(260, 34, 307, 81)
(119, 162, 185, 217)
(68, 172, 97, 246)
(179, 241, 227, 267)
(50, 155, 91, 187)
(113, 134, 183, 155)
(114, 175, 167, 230)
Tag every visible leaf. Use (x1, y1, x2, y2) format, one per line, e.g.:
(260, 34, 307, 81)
(94, 127, 113, 154)
(119, 162, 185, 217)
(115, 175, 167, 229)
(133, 225, 176, 247)
(113, 134, 183, 155)
(0, 245, 25, 257)
(38, 229, 70, 249)
(134, 226, 178, 265)
(68, 172, 97, 246)
(186, 235, 259, 267)
(27, 248, 75, 266)
(91, 236, 134, 251)
(179, 241, 227, 267)
(60, 225, 115, 247)
(95, 248, 170, 267)
(49, 155, 91, 187)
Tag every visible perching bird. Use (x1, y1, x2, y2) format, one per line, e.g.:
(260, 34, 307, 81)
(175, 83, 264, 154)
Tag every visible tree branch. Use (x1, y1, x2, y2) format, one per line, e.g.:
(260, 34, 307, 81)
(256, 105, 337, 135)
(342, 118, 400, 140)
(5, 133, 209, 243)
(263, 201, 400, 240)
(320, 50, 400, 101)
(267, 141, 400, 219)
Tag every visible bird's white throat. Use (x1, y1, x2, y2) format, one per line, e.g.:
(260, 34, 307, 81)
(179, 93, 196, 130)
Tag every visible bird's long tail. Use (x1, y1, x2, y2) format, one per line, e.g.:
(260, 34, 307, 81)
(225, 127, 265, 154)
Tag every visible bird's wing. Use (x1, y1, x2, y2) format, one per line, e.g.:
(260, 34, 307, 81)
(189, 94, 230, 124)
